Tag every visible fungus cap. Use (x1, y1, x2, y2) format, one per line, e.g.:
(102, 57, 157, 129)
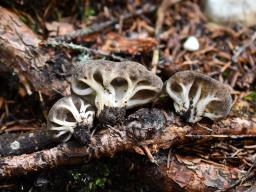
(165, 71, 232, 123)
(71, 60, 163, 118)
(47, 95, 95, 142)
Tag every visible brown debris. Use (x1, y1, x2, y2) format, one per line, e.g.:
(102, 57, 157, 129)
(101, 32, 157, 55)
(156, 155, 243, 191)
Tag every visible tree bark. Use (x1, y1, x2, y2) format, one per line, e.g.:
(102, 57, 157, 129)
(0, 6, 70, 96)
(139, 153, 244, 192)
(0, 129, 54, 157)
(0, 113, 255, 179)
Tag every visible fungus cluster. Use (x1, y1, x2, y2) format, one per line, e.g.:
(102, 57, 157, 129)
(47, 60, 232, 143)
(71, 60, 163, 125)
(47, 60, 163, 142)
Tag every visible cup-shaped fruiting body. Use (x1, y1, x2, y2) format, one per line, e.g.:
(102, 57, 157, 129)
(165, 71, 232, 123)
(47, 95, 95, 142)
(71, 60, 163, 125)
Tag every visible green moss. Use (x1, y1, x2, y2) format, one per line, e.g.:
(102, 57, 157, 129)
(19, 15, 29, 24)
(71, 172, 83, 181)
(84, 7, 95, 19)
(53, 8, 63, 21)
(69, 163, 110, 192)
(88, 177, 108, 191)
(19, 14, 38, 33)
(222, 71, 230, 79)
(244, 91, 256, 102)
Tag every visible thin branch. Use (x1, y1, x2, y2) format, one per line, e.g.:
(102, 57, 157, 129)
(47, 4, 157, 43)
(44, 40, 126, 61)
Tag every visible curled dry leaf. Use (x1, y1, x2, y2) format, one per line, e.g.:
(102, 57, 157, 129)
(101, 32, 157, 55)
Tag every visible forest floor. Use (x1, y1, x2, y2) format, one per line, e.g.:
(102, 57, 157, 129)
(0, 0, 255, 191)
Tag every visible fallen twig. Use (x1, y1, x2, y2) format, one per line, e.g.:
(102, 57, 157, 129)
(44, 40, 126, 61)
(232, 32, 256, 63)
(0, 129, 54, 157)
(47, 4, 157, 43)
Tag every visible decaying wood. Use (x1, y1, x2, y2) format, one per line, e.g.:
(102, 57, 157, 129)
(0, 6, 70, 97)
(0, 129, 54, 157)
(0, 112, 255, 181)
(139, 153, 244, 192)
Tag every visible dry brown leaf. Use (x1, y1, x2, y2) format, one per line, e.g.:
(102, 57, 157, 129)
(101, 32, 157, 55)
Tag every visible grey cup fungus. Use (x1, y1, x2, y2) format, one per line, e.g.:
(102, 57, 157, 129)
(71, 60, 163, 125)
(165, 71, 232, 123)
(47, 95, 95, 142)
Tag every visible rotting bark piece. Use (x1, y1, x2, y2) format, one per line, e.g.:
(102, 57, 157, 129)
(97, 106, 126, 126)
(0, 6, 70, 96)
(71, 60, 163, 125)
(0, 129, 53, 157)
(47, 95, 95, 143)
(126, 108, 166, 141)
(141, 154, 244, 192)
(165, 71, 232, 123)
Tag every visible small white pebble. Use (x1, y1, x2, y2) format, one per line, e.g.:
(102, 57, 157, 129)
(183, 36, 200, 51)
(10, 141, 20, 150)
